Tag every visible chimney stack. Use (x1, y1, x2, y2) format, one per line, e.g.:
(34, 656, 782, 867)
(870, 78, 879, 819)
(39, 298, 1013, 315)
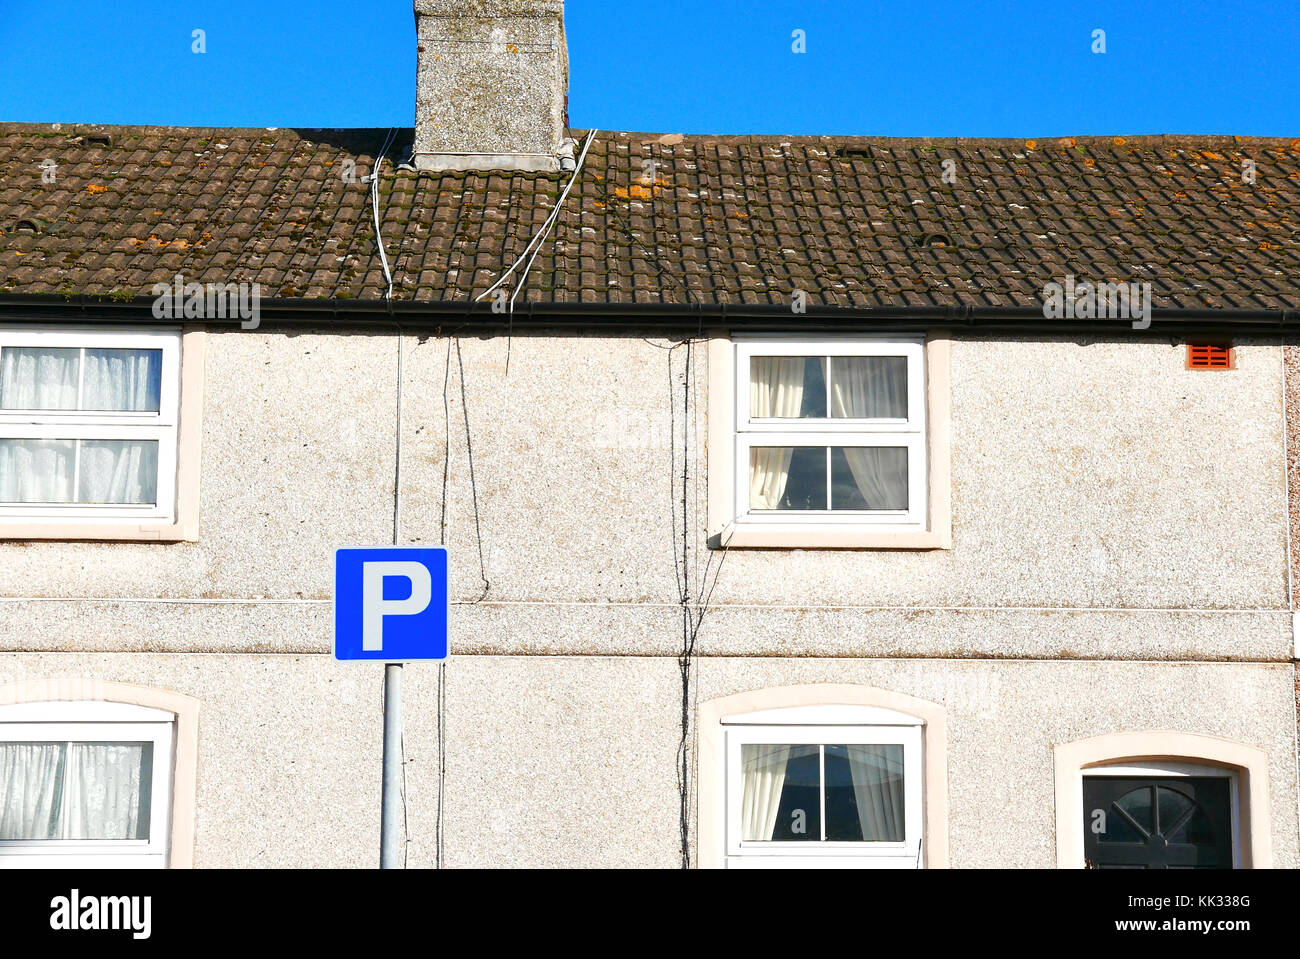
(413, 0, 570, 172)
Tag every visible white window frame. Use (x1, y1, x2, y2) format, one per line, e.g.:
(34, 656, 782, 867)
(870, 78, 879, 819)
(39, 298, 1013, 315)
(1082, 760, 1241, 869)
(0, 701, 175, 869)
(732, 336, 927, 533)
(0, 326, 182, 524)
(723, 704, 923, 869)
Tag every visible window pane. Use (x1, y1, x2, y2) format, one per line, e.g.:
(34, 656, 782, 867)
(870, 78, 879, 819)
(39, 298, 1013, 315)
(743, 744, 820, 842)
(749, 356, 826, 418)
(842, 744, 906, 841)
(0, 347, 79, 410)
(83, 349, 163, 412)
(828, 356, 907, 419)
(0, 741, 152, 841)
(823, 745, 863, 841)
(831, 446, 907, 510)
(750, 446, 826, 510)
(741, 744, 805, 841)
(770, 746, 821, 841)
(77, 440, 159, 505)
(1098, 786, 1153, 844)
(0, 439, 74, 503)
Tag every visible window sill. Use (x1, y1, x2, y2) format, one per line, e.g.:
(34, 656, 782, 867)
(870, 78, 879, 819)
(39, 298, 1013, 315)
(710, 525, 950, 550)
(0, 521, 197, 542)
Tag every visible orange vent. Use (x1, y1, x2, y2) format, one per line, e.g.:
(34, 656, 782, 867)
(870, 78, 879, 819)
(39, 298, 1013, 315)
(1186, 343, 1233, 369)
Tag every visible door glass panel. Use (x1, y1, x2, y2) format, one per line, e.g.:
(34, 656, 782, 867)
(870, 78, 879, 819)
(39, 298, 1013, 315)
(1100, 786, 1154, 844)
(1084, 776, 1233, 868)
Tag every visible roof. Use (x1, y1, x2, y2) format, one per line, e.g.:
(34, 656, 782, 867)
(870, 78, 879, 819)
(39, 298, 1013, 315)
(0, 122, 1298, 311)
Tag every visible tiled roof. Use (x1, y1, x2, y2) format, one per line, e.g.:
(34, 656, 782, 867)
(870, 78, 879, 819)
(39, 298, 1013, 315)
(0, 123, 1298, 310)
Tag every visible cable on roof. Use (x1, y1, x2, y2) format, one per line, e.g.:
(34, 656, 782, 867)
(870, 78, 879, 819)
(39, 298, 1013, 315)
(475, 129, 599, 372)
(366, 127, 399, 302)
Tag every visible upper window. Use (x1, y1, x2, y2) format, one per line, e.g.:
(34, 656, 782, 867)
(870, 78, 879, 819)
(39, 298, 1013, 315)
(724, 706, 923, 868)
(0, 701, 175, 868)
(713, 335, 943, 547)
(0, 328, 181, 524)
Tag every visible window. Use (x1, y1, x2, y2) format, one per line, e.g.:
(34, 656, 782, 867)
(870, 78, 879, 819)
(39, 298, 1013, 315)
(708, 335, 950, 548)
(0, 701, 175, 868)
(723, 705, 923, 868)
(737, 337, 925, 526)
(1082, 763, 1238, 869)
(0, 328, 182, 525)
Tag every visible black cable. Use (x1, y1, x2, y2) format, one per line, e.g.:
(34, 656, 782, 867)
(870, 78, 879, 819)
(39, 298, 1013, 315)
(455, 338, 491, 601)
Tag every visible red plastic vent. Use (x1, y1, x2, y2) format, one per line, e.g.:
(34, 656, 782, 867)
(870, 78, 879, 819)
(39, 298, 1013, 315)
(1186, 343, 1233, 369)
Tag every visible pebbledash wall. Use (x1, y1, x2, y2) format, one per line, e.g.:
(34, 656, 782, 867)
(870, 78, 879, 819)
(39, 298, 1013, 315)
(1, 327, 1297, 868)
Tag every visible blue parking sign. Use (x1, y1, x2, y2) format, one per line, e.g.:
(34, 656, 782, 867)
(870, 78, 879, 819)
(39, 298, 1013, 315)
(334, 548, 449, 662)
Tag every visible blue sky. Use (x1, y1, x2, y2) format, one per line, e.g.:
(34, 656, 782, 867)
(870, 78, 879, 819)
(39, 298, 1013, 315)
(0, 0, 1295, 136)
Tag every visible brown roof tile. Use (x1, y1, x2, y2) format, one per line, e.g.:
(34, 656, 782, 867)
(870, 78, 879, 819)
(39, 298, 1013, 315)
(0, 124, 1298, 309)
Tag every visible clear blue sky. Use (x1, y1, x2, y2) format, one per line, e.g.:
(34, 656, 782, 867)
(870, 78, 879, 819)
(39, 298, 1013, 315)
(0, 0, 1295, 136)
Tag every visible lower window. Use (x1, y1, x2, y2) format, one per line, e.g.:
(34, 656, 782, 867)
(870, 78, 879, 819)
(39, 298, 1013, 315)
(1083, 764, 1237, 869)
(0, 703, 174, 868)
(726, 720, 922, 868)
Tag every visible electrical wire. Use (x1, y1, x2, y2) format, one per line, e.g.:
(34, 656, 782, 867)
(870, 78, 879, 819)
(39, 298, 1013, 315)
(662, 335, 733, 869)
(390, 312, 412, 867)
(368, 128, 398, 301)
(475, 129, 597, 305)
(475, 129, 599, 372)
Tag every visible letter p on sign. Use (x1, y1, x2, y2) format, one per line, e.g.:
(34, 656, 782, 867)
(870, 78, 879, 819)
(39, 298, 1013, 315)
(334, 548, 449, 662)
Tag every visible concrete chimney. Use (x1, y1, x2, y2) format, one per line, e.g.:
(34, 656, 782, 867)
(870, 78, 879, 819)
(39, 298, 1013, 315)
(413, 0, 569, 172)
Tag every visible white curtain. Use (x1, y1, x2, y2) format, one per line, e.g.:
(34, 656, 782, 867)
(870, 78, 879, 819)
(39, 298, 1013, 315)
(839, 447, 907, 510)
(0, 439, 74, 503)
(83, 349, 162, 412)
(78, 440, 158, 505)
(740, 745, 790, 841)
(829, 357, 909, 509)
(0, 742, 147, 840)
(828, 356, 906, 420)
(0, 348, 78, 410)
(0, 346, 160, 412)
(748, 357, 805, 509)
(0, 744, 64, 839)
(0, 440, 157, 505)
(60, 743, 149, 840)
(846, 744, 905, 842)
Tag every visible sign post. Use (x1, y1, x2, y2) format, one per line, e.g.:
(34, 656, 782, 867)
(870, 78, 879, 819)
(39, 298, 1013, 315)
(333, 547, 449, 868)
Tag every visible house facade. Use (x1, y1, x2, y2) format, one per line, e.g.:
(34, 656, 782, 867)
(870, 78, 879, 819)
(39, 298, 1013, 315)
(0, 0, 1297, 869)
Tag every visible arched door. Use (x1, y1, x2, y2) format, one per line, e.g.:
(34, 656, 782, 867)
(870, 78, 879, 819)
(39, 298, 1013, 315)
(1083, 775, 1233, 869)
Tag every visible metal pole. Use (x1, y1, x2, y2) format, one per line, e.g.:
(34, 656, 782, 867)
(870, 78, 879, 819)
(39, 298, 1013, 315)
(380, 662, 403, 868)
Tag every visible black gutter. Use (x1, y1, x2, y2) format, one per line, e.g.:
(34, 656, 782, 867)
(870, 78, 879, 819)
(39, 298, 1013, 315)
(1, 293, 1298, 335)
